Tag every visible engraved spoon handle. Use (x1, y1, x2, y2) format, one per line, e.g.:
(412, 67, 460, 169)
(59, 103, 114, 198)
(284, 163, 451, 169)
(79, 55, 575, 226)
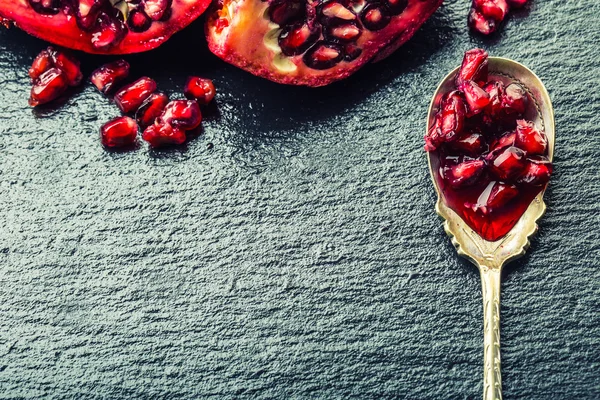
(480, 266, 502, 400)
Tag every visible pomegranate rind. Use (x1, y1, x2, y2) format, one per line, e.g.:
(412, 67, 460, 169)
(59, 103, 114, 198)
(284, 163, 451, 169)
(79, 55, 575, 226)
(0, 0, 211, 54)
(205, 0, 443, 87)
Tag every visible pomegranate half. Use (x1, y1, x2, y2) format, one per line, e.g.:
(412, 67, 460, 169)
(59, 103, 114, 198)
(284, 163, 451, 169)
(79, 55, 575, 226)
(0, 0, 211, 54)
(205, 0, 443, 86)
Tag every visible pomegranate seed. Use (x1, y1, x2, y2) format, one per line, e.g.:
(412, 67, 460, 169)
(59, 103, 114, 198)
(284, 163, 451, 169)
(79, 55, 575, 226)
(507, 0, 527, 8)
(517, 157, 553, 186)
(90, 59, 130, 94)
(483, 80, 505, 117)
(114, 77, 157, 113)
(143, 0, 171, 21)
(279, 23, 320, 56)
(487, 145, 527, 181)
(29, 49, 53, 80)
(460, 80, 490, 116)
(474, 0, 509, 21)
(468, 8, 497, 35)
(127, 9, 152, 33)
(452, 131, 487, 156)
(100, 116, 138, 148)
(515, 120, 547, 155)
(321, 2, 356, 20)
(385, 0, 409, 14)
(48, 47, 82, 86)
(29, 67, 69, 107)
(361, 4, 391, 31)
(440, 91, 467, 143)
(424, 113, 443, 151)
(490, 131, 516, 152)
(502, 83, 529, 115)
(136, 92, 169, 128)
(142, 121, 187, 148)
(444, 158, 486, 188)
(184, 77, 216, 105)
(303, 42, 344, 70)
(76, 0, 103, 31)
(91, 12, 126, 51)
(468, 181, 519, 214)
(455, 48, 488, 87)
(269, 0, 304, 25)
(159, 100, 202, 130)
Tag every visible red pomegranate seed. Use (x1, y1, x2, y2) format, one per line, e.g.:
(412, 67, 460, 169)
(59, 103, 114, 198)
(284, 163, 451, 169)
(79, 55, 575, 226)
(424, 113, 443, 151)
(490, 131, 516, 152)
(142, 121, 187, 148)
(114, 77, 157, 113)
(469, 181, 519, 214)
(502, 83, 529, 115)
(143, 0, 171, 21)
(321, 2, 356, 20)
(517, 157, 553, 186)
(455, 48, 488, 87)
(159, 100, 202, 130)
(136, 92, 169, 128)
(515, 120, 547, 155)
(29, 67, 69, 107)
(91, 12, 127, 51)
(440, 91, 467, 143)
(483, 80, 505, 117)
(100, 116, 138, 148)
(29, 49, 53, 80)
(184, 77, 216, 105)
(445, 158, 486, 188)
(90, 59, 130, 94)
(474, 0, 509, 22)
(452, 131, 487, 155)
(507, 0, 527, 8)
(460, 80, 490, 116)
(468, 8, 497, 35)
(487, 145, 527, 181)
(48, 47, 82, 86)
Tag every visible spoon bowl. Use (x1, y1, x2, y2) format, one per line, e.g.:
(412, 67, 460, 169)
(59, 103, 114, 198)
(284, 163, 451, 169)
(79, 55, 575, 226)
(426, 57, 555, 400)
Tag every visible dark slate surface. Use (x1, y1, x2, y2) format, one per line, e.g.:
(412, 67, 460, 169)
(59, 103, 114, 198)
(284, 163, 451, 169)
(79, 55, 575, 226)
(1, 0, 599, 398)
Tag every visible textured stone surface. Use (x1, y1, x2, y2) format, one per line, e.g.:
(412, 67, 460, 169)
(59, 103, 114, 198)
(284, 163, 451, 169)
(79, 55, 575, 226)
(1, 1, 599, 398)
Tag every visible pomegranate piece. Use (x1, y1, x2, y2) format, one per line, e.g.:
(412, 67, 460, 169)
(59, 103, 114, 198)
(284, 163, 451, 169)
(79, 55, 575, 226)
(90, 60, 130, 94)
(483, 80, 505, 118)
(474, 0, 509, 22)
(114, 77, 157, 113)
(455, 48, 488, 87)
(468, 8, 497, 35)
(515, 120, 548, 155)
(29, 48, 53, 80)
(517, 157, 553, 186)
(460, 80, 490, 116)
(440, 91, 467, 143)
(100, 116, 138, 148)
(142, 121, 187, 148)
(469, 181, 519, 214)
(490, 131, 516, 152)
(48, 47, 82, 86)
(159, 100, 202, 131)
(443, 158, 486, 188)
(136, 92, 169, 128)
(452, 131, 488, 156)
(502, 83, 529, 115)
(29, 67, 69, 107)
(205, 0, 443, 86)
(0, 0, 211, 54)
(487, 145, 527, 181)
(184, 77, 216, 105)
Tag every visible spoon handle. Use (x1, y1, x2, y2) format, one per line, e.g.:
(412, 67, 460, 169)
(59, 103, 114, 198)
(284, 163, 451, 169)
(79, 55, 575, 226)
(480, 266, 503, 400)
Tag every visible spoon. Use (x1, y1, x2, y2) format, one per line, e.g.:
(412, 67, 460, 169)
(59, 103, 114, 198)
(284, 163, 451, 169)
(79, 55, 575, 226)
(426, 57, 555, 400)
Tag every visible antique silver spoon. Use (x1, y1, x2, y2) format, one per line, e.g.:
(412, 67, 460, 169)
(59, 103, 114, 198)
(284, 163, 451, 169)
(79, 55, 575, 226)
(426, 57, 555, 400)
